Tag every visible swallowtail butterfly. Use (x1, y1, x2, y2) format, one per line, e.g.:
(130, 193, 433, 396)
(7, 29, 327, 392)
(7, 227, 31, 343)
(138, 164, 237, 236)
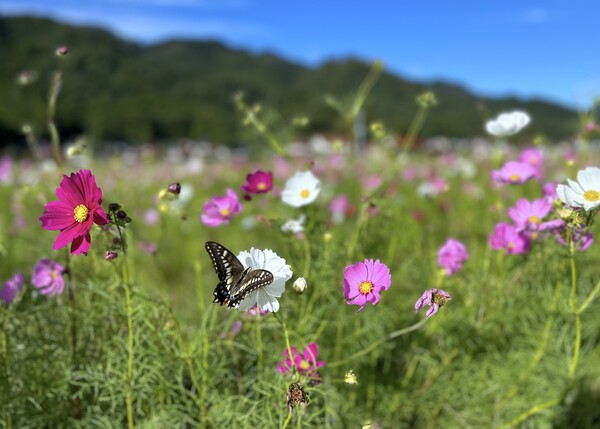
(205, 241, 274, 308)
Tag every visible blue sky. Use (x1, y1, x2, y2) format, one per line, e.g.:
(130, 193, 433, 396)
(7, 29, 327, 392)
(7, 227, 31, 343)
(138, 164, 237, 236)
(2, 0, 599, 109)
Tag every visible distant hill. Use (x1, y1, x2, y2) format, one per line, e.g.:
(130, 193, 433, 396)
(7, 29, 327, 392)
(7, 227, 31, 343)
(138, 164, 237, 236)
(0, 16, 580, 146)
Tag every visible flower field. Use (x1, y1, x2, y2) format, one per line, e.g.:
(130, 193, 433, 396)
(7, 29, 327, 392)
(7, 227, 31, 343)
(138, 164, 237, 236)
(2, 67, 600, 429)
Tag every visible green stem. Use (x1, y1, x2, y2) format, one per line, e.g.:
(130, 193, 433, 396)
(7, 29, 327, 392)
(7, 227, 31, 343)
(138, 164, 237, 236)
(274, 313, 299, 379)
(578, 278, 600, 313)
(1, 309, 13, 428)
(497, 397, 563, 429)
(64, 252, 82, 420)
(47, 70, 64, 167)
(302, 235, 311, 279)
(122, 262, 135, 429)
(282, 410, 293, 429)
(402, 105, 428, 153)
(346, 201, 370, 263)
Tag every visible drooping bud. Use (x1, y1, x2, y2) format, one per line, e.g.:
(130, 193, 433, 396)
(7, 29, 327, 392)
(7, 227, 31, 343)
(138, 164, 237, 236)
(168, 182, 181, 195)
(56, 46, 69, 56)
(105, 251, 118, 261)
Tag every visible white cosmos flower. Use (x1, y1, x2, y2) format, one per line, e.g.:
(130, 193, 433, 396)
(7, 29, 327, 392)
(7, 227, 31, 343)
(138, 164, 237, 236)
(236, 248, 292, 313)
(281, 215, 305, 233)
(485, 111, 531, 137)
(281, 171, 321, 207)
(556, 167, 600, 211)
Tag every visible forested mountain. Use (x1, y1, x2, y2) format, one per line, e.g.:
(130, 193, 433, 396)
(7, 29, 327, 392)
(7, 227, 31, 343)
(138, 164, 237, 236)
(0, 16, 580, 146)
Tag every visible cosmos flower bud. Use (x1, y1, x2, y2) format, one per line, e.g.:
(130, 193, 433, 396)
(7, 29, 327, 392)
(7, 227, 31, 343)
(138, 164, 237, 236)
(168, 182, 181, 195)
(56, 46, 69, 56)
(109, 203, 121, 212)
(105, 251, 118, 261)
(293, 277, 307, 293)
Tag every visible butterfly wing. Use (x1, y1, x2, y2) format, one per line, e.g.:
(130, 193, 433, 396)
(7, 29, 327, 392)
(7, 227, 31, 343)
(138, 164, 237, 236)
(205, 241, 274, 308)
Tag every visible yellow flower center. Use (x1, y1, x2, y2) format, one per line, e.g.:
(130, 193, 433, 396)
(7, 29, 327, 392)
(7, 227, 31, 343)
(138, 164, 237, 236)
(528, 215, 541, 225)
(299, 360, 310, 370)
(257, 182, 267, 191)
(51, 270, 57, 281)
(509, 173, 520, 182)
(300, 189, 311, 199)
(219, 208, 230, 217)
(358, 281, 374, 295)
(583, 190, 600, 202)
(73, 204, 89, 223)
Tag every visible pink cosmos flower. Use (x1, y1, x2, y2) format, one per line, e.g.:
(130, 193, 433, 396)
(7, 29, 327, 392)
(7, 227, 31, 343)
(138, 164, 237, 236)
(276, 343, 325, 381)
(32, 259, 66, 296)
(241, 170, 273, 200)
(542, 182, 558, 204)
(415, 288, 451, 319)
(200, 188, 242, 227)
(437, 239, 468, 275)
(40, 170, 109, 255)
(507, 198, 564, 236)
(0, 156, 12, 184)
(343, 259, 391, 312)
(329, 194, 353, 224)
(0, 273, 25, 304)
(489, 222, 530, 254)
(491, 161, 537, 185)
(519, 147, 544, 180)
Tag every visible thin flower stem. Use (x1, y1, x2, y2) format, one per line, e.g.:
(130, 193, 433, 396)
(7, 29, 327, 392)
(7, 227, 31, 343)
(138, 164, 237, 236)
(1, 309, 13, 428)
(578, 279, 600, 313)
(402, 104, 430, 153)
(274, 313, 299, 379)
(346, 201, 369, 263)
(497, 396, 563, 429)
(302, 235, 311, 279)
(329, 319, 427, 368)
(567, 235, 580, 381)
(47, 70, 64, 167)
(255, 316, 263, 381)
(281, 410, 293, 429)
(122, 261, 135, 429)
(64, 251, 82, 420)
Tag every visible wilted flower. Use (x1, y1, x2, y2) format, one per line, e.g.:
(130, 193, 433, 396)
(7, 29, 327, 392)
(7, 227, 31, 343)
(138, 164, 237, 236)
(485, 111, 530, 137)
(39, 170, 109, 255)
(104, 251, 118, 261)
(281, 171, 321, 207)
(277, 343, 325, 380)
(0, 273, 25, 304)
(167, 182, 181, 195)
(241, 170, 273, 200)
(201, 188, 242, 227)
(343, 259, 391, 312)
(281, 215, 305, 234)
(235, 247, 292, 312)
(437, 239, 468, 275)
(556, 167, 600, 212)
(491, 161, 537, 185)
(489, 222, 530, 254)
(519, 147, 544, 180)
(32, 259, 66, 296)
(415, 288, 451, 318)
(286, 382, 310, 412)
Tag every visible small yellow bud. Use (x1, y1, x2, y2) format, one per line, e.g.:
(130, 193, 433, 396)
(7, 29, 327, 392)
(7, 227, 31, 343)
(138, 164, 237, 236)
(344, 370, 358, 384)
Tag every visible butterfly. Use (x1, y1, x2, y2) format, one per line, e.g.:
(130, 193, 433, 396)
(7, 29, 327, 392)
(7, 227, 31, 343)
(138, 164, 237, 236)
(205, 241, 274, 308)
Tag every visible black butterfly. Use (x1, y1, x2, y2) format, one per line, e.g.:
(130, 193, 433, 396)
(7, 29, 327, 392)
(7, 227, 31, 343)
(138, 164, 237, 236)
(205, 241, 274, 308)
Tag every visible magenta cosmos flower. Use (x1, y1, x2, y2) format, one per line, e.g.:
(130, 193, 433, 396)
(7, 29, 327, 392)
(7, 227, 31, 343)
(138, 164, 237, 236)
(343, 259, 391, 312)
(200, 188, 242, 227)
(415, 288, 451, 319)
(276, 343, 325, 380)
(32, 259, 66, 296)
(491, 161, 537, 184)
(241, 170, 273, 200)
(437, 238, 468, 275)
(489, 222, 530, 254)
(40, 170, 109, 255)
(0, 272, 25, 304)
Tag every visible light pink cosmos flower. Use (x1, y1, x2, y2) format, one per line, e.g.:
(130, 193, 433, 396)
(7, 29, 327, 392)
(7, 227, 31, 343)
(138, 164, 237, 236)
(0, 273, 25, 304)
(507, 198, 564, 237)
(40, 170, 109, 255)
(0, 156, 12, 184)
(329, 194, 353, 224)
(32, 259, 66, 296)
(437, 239, 468, 275)
(489, 222, 530, 254)
(276, 343, 325, 381)
(241, 170, 273, 200)
(200, 188, 242, 227)
(491, 161, 537, 185)
(415, 288, 451, 319)
(343, 259, 391, 312)
(519, 147, 544, 180)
